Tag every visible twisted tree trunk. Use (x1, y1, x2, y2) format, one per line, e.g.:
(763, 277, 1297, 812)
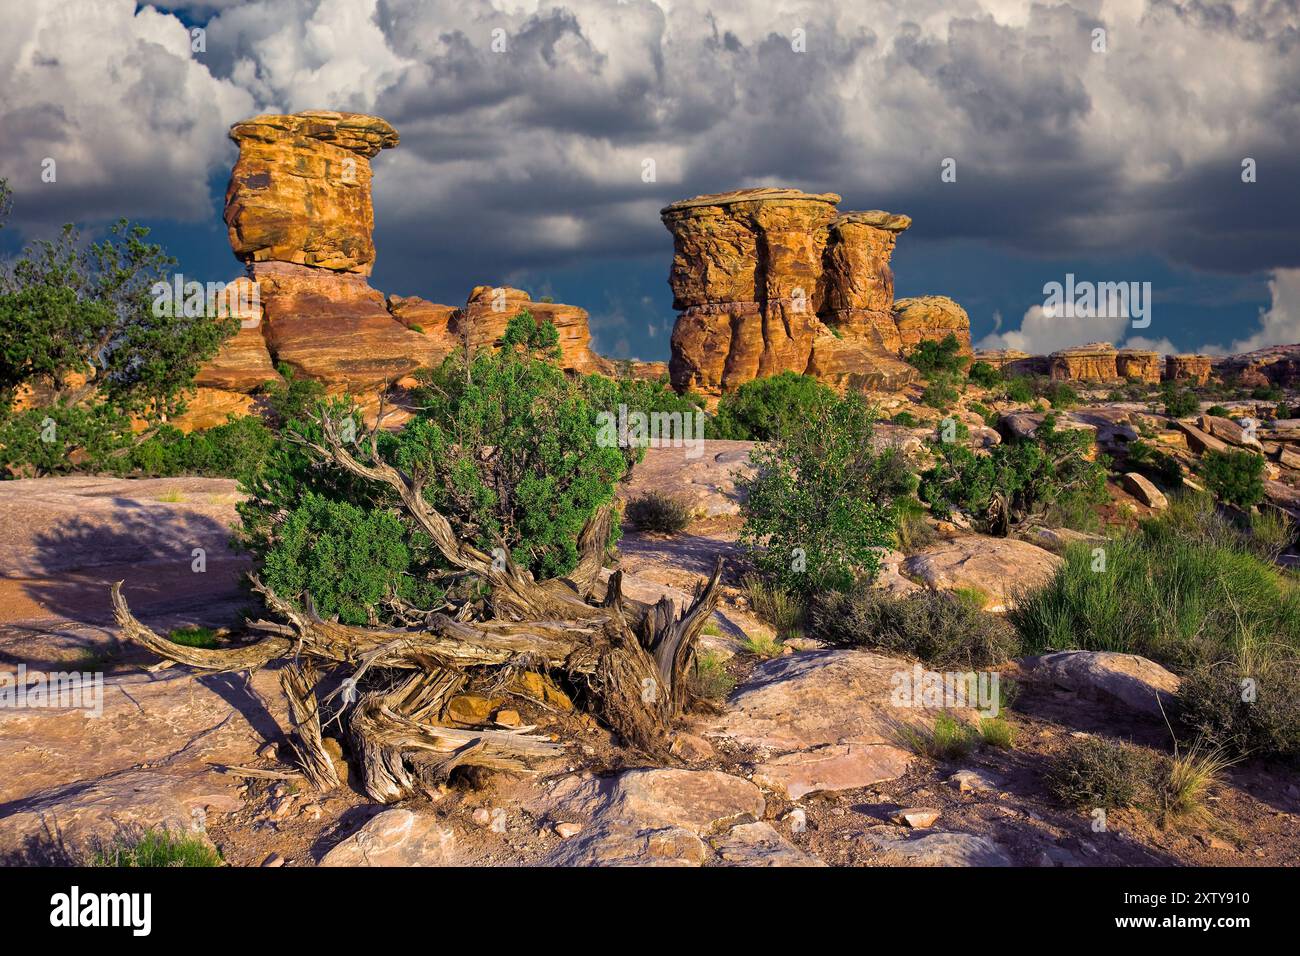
(111, 413, 722, 802)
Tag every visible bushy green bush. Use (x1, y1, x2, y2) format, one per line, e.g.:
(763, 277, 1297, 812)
(905, 333, 968, 376)
(891, 410, 920, 428)
(967, 360, 1003, 388)
(1042, 381, 1079, 409)
(1199, 449, 1265, 509)
(810, 585, 1019, 669)
(240, 313, 628, 623)
(920, 375, 960, 411)
(625, 491, 692, 534)
(260, 492, 439, 625)
(1001, 376, 1035, 404)
(1177, 659, 1300, 761)
(919, 413, 1108, 535)
(1162, 383, 1199, 418)
(708, 372, 835, 441)
(738, 393, 904, 596)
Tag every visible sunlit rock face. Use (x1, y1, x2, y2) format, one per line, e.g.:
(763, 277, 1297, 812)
(661, 189, 970, 398)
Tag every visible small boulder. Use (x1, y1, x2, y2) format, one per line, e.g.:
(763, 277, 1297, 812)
(319, 809, 457, 866)
(1017, 650, 1180, 718)
(889, 808, 941, 829)
(1121, 472, 1168, 510)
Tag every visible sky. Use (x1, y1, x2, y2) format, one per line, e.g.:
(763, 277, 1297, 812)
(1, 0, 1299, 363)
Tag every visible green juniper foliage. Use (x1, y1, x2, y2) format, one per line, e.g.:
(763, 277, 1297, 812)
(919, 413, 1107, 535)
(1199, 448, 1266, 509)
(905, 333, 968, 376)
(0, 194, 237, 477)
(708, 371, 836, 441)
(242, 313, 628, 623)
(738, 392, 903, 596)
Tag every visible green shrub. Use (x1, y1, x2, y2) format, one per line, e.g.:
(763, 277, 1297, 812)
(242, 314, 627, 624)
(625, 492, 692, 534)
(920, 375, 960, 411)
(1206, 405, 1230, 418)
(1177, 659, 1300, 761)
(737, 393, 904, 596)
(891, 410, 920, 428)
(1199, 449, 1265, 509)
(91, 828, 222, 867)
(906, 334, 968, 376)
(1162, 384, 1200, 418)
(689, 651, 737, 702)
(260, 492, 438, 625)
(169, 626, 220, 648)
(1002, 376, 1035, 404)
(979, 716, 1017, 749)
(741, 574, 804, 637)
(919, 413, 1108, 535)
(1275, 402, 1293, 420)
(809, 585, 1019, 669)
(897, 712, 980, 760)
(1012, 517, 1300, 672)
(1047, 737, 1160, 809)
(708, 372, 835, 441)
(967, 361, 1003, 388)
(1043, 381, 1079, 410)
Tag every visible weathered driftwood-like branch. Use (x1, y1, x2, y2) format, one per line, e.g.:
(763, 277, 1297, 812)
(281, 661, 340, 792)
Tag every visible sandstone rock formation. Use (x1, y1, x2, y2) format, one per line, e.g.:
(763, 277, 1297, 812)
(1050, 343, 1119, 382)
(1214, 344, 1300, 389)
(1116, 348, 1161, 383)
(662, 189, 970, 397)
(1166, 353, 1213, 385)
(188, 111, 638, 427)
(225, 111, 398, 274)
(972, 348, 1047, 377)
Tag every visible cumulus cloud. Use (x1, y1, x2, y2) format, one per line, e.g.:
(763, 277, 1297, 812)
(1200, 268, 1300, 355)
(0, 0, 253, 231)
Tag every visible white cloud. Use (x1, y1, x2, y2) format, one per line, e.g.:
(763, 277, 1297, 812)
(1200, 268, 1300, 355)
(0, 0, 254, 229)
(977, 304, 1129, 354)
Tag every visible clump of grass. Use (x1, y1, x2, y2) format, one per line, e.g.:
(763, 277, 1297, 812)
(1160, 738, 1237, 821)
(689, 650, 736, 702)
(740, 632, 782, 659)
(741, 574, 804, 637)
(1047, 737, 1160, 810)
(951, 586, 990, 610)
(72, 646, 115, 671)
(626, 492, 692, 534)
(169, 626, 220, 648)
(897, 712, 980, 760)
(895, 503, 936, 554)
(700, 620, 723, 637)
(158, 488, 186, 503)
(90, 828, 222, 867)
(979, 716, 1017, 749)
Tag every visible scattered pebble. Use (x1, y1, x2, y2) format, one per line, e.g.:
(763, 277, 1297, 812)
(785, 808, 807, 834)
(555, 822, 582, 839)
(260, 852, 285, 867)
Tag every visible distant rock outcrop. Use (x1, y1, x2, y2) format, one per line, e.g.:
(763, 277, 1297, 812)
(182, 111, 645, 429)
(1166, 353, 1214, 385)
(661, 188, 970, 398)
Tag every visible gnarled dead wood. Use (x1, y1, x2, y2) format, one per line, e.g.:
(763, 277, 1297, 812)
(281, 661, 340, 792)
